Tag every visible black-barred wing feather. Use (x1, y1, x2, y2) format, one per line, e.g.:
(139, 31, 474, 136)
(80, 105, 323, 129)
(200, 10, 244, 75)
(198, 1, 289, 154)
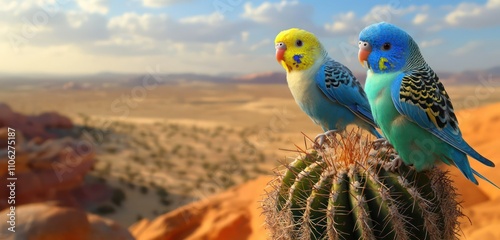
(315, 58, 378, 128)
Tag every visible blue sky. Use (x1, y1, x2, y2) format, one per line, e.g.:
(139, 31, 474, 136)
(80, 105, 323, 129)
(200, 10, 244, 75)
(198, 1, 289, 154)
(1, 0, 499, 75)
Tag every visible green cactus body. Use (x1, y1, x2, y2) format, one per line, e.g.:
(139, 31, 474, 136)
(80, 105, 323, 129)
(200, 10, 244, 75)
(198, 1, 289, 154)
(264, 133, 462, 240)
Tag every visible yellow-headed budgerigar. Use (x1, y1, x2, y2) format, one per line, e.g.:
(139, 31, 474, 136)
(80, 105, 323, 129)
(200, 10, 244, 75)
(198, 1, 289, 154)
(358, 22, 497, 186)
(275, 28, 382, 146)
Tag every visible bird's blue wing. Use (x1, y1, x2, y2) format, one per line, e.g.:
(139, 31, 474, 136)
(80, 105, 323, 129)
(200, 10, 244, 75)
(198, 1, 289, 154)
(314, 58, 378, 129)
(391, 65, 494, 168)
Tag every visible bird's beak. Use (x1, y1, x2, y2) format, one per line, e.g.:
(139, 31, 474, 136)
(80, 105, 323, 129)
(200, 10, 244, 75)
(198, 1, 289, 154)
(358, 41, 371, 69)
(275, 42, 287, 63)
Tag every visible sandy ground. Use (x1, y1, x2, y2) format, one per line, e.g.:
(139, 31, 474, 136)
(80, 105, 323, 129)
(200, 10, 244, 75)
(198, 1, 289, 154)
(1, 82, 499, 230)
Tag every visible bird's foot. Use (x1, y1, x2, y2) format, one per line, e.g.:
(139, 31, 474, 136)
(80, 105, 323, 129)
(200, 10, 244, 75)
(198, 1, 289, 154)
(372, 138, 393, 151)
(313, 130, 339, 149)
(386, 154, 404, 172)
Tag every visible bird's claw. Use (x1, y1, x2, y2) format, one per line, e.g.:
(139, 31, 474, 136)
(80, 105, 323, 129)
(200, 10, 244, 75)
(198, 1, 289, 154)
(387, 154, 403, 172)
(372, 138, 393, 150)
(313, 130, 339, 149)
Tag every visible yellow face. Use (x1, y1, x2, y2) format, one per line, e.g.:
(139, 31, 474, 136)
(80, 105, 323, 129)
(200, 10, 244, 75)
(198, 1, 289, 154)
(274, 28, 322, 73)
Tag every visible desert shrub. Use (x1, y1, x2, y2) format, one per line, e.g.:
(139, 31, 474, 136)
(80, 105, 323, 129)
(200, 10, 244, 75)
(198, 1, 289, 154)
(111, 187, 126, 207)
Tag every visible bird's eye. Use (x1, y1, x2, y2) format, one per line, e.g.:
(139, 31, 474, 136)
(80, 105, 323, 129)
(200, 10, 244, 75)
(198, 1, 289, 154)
(382, 42, 391, 51)
(296, 40, 303, 47)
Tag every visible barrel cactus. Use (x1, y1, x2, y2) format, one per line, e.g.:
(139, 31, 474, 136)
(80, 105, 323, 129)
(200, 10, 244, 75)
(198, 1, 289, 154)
(263, 131, 463, 240)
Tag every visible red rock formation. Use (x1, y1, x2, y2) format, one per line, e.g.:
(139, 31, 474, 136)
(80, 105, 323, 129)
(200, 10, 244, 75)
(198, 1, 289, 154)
(0, 202, 133, 240)
(129, 176, 272, 240)
(0, 136, 96, 210)
(0, 104, 133, 239)
(0, 103, 73, 144)
(0, 103, 103, 210)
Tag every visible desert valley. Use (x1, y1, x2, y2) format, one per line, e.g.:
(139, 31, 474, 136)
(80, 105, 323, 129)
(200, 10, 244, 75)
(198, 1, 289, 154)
(0, 70, 500, 239)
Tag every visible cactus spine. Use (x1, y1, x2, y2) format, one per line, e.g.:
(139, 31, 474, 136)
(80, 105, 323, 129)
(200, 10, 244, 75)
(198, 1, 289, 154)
(263, 132, 462, 240)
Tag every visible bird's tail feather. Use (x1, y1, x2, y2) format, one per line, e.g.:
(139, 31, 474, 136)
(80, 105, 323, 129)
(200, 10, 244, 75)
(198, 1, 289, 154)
(472, 168, 500, 189)
(447, 149, 499, 188)
(446, 151, 478, 185)
(460, 141, 496, 167)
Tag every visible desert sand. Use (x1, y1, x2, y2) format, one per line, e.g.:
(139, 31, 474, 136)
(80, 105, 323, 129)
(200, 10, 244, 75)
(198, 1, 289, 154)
(0, 81, 499, 239)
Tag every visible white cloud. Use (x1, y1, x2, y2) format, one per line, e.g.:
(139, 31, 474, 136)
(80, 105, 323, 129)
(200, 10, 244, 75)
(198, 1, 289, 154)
(243, 0, 297, 23)
(250, 38, 271, 51)
(0, 0, 69, 16)
(241, 31, 249, 42)
(451, 40, 482, 56)
(445, 0, 500, 28)
(0, 1, 34, 13)
(0, 1, 498, 75)
(361, 5, 421, 23)
(413, 13, 428, 25)
(77, 0, 108, 15)
(179, 12, 224, 24)
(143, 0, 191, 8)
(66, 11, 89, 28)
(108, 12, 244, 43)
(242, 0, 320, 32)
(212, 40, 235, 55)
(0, 3, 109, 52)
(108, 13, 167, 33)
(94, 35, 155, 48)
(324, 12, 356, 35)
(420, 38, 443, 48)
(324, 4, 430, 36)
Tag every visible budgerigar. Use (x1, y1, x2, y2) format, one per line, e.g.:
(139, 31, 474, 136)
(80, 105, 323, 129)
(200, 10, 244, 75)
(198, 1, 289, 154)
(274, 28, 382, 146)
(358, 22, 497, 186)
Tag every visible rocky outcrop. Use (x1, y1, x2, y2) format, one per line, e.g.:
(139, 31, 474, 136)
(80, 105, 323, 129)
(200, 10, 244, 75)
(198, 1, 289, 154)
(0, 135, 97, 210)
(0, 103, 73, 145)
(0, 202, 133, 240)
(0, 104, 131, 239)
(129, 176, 271, 240)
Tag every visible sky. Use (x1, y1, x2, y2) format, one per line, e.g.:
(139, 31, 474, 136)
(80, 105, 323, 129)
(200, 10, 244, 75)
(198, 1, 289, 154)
(1, 0, 499, 75)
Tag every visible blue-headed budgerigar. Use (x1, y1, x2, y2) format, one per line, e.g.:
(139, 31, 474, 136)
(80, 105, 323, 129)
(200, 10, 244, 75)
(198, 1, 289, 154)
(358, 22, 497, 186)
(274, 28, 382, 145)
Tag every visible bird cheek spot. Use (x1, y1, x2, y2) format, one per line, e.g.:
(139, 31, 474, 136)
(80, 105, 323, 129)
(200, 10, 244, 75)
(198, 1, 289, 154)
(293, 54, 303, 64)
(378, 57, 389, 71)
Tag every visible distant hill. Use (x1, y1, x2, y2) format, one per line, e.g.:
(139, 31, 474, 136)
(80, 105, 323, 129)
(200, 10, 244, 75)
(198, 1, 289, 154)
(232, 72, 286, 84)
(231, 67, 500, 86)
(0, 66, 498, 90)
(442, 66, 500, 85)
